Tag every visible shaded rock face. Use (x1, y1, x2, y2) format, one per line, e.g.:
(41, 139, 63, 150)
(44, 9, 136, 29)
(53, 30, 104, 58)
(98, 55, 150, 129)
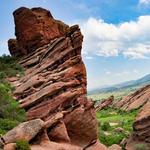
(115, 85, 150, 111)
(8, 39, 21, 57)
(133, 101, 150, 143)
(8, 7, 104, 149)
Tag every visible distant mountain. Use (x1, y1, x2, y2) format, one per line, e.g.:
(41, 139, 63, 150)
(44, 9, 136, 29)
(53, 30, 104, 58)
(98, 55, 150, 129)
(89, 74, 150, 94)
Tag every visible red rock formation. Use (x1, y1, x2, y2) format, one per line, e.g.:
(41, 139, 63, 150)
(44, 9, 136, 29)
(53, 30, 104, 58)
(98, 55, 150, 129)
(133, 101, 150, 143)
(114, 85, 150, 111)
(95, 95, 114, 111)
(8, 39, 22, 57)
(8, 7, 106, 150)
(9, 7, 69, 56)
(114, 85, 150, 149)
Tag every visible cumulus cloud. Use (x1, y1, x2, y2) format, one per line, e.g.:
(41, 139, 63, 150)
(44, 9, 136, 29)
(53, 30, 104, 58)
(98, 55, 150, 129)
(81, 16, 150, 59)
(139, 0, 150, 5)
(105, 70, 111, 75)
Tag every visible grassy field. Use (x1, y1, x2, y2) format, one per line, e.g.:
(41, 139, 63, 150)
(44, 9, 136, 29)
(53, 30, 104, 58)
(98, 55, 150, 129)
(97, 107, 139, 146)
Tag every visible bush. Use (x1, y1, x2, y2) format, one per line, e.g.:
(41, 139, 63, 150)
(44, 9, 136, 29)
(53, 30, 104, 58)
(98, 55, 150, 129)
(0, 119, 18, 134)
(99, 131, 125, 146)
(16, 140, 31, 150)
(101, 122, 111, 131)
(0, 55, 26, 134)
(0, 55, 24, 79)
(0, 84, 26, 121)
(0, 83, 26, 134)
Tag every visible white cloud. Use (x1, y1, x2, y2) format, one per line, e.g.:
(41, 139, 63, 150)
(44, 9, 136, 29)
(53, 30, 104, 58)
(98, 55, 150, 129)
(139, 0, 150, 5)
(105, 71, 111, 75)
(0, 41, 9, 56)
(81, 16, 150, 59)
(115, 70, 130, 77)
(84, 56, 93, 60)
(133, 69, 139, 74)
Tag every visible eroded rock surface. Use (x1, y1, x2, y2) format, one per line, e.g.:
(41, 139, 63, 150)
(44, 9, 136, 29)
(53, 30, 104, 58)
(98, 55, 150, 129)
(3, 119, 45, 144)
(115, 85, 150, 111)
(7, 7, 106, 150)
(95, 95, 114, 111)
(9, 7, 69, 56)
(133, 101, 150, 143)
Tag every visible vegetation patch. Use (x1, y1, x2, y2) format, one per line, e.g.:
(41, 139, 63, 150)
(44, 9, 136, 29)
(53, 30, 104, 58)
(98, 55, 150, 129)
(0, 55, 26, 135)
(16, 140, 31, 150)
(0, 55, 24, 80)
(97, 107, 139, 146)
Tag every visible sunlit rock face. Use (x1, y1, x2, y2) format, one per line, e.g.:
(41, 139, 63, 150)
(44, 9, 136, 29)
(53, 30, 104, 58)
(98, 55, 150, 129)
(115, 85, 150, 111)
(8, 7, 107, 150)
(11, 7, 69, 55)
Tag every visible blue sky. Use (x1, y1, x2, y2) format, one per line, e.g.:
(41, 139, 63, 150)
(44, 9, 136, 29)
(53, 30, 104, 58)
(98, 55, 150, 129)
(0, 0, 150, 90)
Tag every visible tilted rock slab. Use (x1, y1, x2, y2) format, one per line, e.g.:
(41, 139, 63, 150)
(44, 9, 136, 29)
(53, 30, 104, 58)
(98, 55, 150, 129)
(8, 7, 106, 150)
(95, 95, 114, 111)
(3, 119, 45, 144)
(114, 84, 150, 111)
(133, 101, 150, 143)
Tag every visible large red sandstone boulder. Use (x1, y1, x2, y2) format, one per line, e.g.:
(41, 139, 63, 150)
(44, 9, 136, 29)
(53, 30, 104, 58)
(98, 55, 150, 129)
(3, 119, 44, 144)
(7, 7, 105, 150)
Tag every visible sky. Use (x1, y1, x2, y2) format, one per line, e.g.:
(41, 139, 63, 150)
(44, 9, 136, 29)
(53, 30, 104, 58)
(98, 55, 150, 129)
(0, 0, 150, 90)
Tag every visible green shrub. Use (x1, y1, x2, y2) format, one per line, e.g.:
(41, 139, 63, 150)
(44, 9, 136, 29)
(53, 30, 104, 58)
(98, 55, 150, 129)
(99, 131, 125, 146)
(0, 119, 18, 134)
(16, 140, 31, 150)
(0, 84, 26, 121)
(0, 55, 25, 134)
(134, 143, 148, 150)
(0, 55, 24, 79)
(101, 122, 111, 131)
(0, 83, 26, 134)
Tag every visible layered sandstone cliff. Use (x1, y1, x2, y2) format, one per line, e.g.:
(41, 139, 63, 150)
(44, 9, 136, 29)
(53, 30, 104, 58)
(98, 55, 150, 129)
(7, 7, 107, 150)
